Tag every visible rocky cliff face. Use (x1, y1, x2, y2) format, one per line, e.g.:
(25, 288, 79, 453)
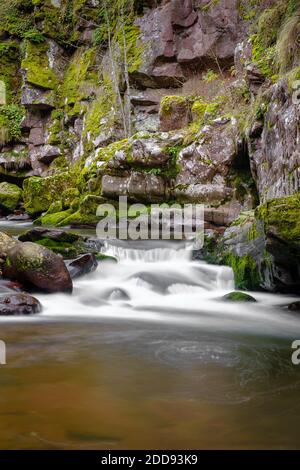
(0, 0, 300, 292)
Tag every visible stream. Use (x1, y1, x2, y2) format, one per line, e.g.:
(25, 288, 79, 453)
(0, 222, 300, 449)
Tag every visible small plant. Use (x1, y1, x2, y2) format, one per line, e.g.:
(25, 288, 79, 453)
(0, 104, 24, 143)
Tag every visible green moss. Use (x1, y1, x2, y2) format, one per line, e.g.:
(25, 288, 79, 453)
(61, 47, 98, 106)
(21, 40, 58, 90)
(35, 237, 77, 258)
(46, 200, 63, 214)
(224, 253, 261, 290)
(0, 104, 24, 144)
(82, 81, 116, 143)
(160, 96, 188, 116)
(222, 291, 257, 302)
(95, 253, 118, 263)
(62, 187, 80, 209)
(23, 172, 74, 215)
(38, 209, 73, 227)
(0, 40, 21, 103)
(256, 193, 300, 244)
(0, 182, 22, 211)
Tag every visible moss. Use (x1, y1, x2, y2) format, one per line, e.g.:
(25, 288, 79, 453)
(35, 237, 77, 258)
(95, 253, 118, 263)
(61, 47, 98, 106)
(21, 40, 58, 90)
(222, 291, 257, 302)
(160, 96, 188, 116)
(0, 181, 22, 211)
(0, 105, 24, 144)
(256, 193, 300, 244)
(224, 253, 261, 290)
(0, 40, 21, 103)
(82, 81, 116, 144)
(46, 200, 63, 214)
(62, 187, 80, 209)
(23, 172, 74, 215)
(39, 209, 73, 227)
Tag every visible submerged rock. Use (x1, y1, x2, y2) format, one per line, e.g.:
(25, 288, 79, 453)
(67, 253, 98, 279)
(222, 292, 257, 302)
(0, 293, 41, 316)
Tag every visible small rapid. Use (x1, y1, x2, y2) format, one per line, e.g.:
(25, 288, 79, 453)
(18, 239, 299, 339)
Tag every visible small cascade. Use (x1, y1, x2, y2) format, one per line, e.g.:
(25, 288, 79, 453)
(101, 240, 192, 263)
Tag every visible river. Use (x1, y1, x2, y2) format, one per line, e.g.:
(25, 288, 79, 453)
(0, 222, 300, 449)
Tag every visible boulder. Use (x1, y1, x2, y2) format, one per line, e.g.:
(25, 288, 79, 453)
(23, 173, 73, 215)
(222, 291, 257, 302)
(67, 253, 98, 279)
(0, 182, 22, 212)
(2, 237, 73, 293)
(288, 301, 300, 312)
(0, 293, 42, 316)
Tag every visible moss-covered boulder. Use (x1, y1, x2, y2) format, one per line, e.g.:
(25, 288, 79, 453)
(23, 172, 73, 215)
(0, 182, 22, 212)
(222, 292, 257, 302)
(2, 237, 72, 293)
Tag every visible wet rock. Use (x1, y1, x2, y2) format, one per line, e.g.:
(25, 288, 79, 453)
(0, 279, 23, 294)
(0, 293, 42, 316)
(67, 253, 98, 279)
(222, 292, 257, 302)
(6, 212, 32, 221)
(19, 227, 80, 244)
(288, 301, 300, 312)
(0, 182, 23, 212)
(2, 237, 73, 293)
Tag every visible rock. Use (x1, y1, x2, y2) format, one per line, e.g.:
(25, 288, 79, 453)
(19, 227, 80, 244)
(37, 145, 61, 165)
(247, 79, 300, 202)
(133, 0, 244, 88)
(159, 96, 190, 131)
(23, 173, 74, 215)
(0, 293, 42, 316)
(288, 301, 300, 312)
(6, 212, 31, 221)
(0, 182, 22, 212)
(0, 279, 23, 294)
(2, 238, 73, 293)
(222, 292, 257, 302)
(67, 253, 98, 279)
(131, 138, 170, 167)
(95, 253, 118, 263)
(101, 172, 166, 203)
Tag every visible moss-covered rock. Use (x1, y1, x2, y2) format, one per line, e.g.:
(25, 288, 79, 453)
(23, 172, 74, 215)
(0, 182, 22, 211)
(222, 291, 257, 302)
(62, 187, 80, 209)
(256, 193, 300, 245)
(21, 40, 58, 90)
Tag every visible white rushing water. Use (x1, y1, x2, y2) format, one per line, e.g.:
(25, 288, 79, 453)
(19, 239, 299, 338)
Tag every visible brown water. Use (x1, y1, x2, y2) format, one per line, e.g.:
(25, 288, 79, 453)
(1, 320, 300, 450)
(0, 222, 300, 449)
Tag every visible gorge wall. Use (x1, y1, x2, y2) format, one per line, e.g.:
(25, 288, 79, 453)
(0, 0, 300, 292)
